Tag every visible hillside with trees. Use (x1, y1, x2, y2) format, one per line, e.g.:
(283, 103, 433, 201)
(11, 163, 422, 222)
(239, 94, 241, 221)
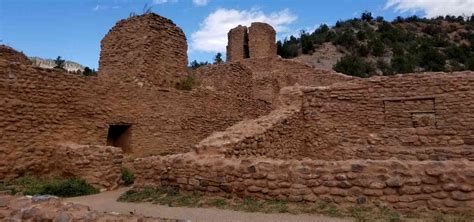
(278, 12, 474, 77)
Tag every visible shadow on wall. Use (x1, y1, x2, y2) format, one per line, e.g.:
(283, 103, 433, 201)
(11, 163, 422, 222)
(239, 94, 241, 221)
(107, 124, 132, 153)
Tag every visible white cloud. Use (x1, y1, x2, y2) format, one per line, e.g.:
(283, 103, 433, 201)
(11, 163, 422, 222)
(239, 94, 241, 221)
(385, 0, 474, 17)
(92, 4, 121, 11)
(190, 8, 297, 53)
(193, 0, 209, 6)
(153, 0, 169, 4)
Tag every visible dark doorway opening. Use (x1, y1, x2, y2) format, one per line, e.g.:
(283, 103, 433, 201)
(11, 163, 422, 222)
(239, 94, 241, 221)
(107, 124, 132, 152)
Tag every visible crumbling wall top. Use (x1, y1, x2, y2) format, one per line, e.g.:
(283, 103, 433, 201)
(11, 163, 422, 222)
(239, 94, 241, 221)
(248, 22, 277, 59)
(226, 22, 277, 62)
(0, 45, 32, 65)
(99, 13, 188, 87)
(226, 25, 249, 62)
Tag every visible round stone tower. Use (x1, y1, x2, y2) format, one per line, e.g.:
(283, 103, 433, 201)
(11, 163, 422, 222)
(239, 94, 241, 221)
(99, 13, 188, 87)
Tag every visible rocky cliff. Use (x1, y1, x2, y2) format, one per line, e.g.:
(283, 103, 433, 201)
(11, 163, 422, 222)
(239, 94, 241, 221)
(29, 56, 85, 72)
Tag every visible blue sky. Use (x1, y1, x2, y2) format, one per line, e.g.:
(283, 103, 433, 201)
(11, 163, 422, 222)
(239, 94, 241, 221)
(1, 0, 473, 69)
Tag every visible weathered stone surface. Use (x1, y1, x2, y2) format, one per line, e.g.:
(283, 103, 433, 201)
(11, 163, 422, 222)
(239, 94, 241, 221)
(54, 143, 123, 189)
(134, 155, 474, 213)
(226, 25, 248, 62)
(226, 22, 277, 62)
(248, 22, 277, 59)
(0, 195, 168, 221)
(99, 13, 188, 87)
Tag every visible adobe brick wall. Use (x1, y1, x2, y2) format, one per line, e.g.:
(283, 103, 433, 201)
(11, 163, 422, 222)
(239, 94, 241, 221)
(54, 143, 123, 189)
(99, 13, 188, 88)
(134, 153, 474, 213)
(0, 43, 271, 180)
(226, 22, 277, 62)
(0, 45, 31, 65)
(239, 58, 352, 105)
(248, 22, 277, 59)
(213, 71, 474, 161)
(226, 25, 248, 62)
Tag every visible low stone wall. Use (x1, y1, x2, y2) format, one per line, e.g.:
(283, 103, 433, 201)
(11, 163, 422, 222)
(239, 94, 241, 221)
(134, 153, 474, 213)
(55, 143, 123, 189)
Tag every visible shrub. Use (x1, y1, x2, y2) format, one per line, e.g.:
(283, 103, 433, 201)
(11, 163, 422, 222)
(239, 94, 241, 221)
(334, 31, 357, 48)
(175, 74, 198, 91)
(377, 59, 394, 75)
(189, 60, 209, 69)
(418, 44, 446, 71)
(467, 57, 474, 70)
(357, 44, 370, 57)
(368, 39, 385, 56)
(391, 55, 415, 74)
(277, 40, 299, 58)
(214, 52, 223, 64)
(15, 177, 98, 197)
(361, 11, 373, 22)
(121, 168, 135, 186)
(300, 31, 314, 54)
(82, 67, 97, 76)
(54, 56, 65, 69)
(333, 55, 374, 77)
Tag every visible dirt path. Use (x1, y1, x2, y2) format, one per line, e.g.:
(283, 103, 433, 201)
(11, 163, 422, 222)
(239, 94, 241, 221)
(65, 188, 354, 222)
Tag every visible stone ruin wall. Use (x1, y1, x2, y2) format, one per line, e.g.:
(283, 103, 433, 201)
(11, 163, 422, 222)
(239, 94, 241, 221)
(0, 14, 274, 181)
(3, 12, 474, 214)
(0, 48, 270, 180)
(226, 25, 248, 62)
(99, 13, 188, 88)
(134, 71, 474, 213)
(226, 22, 277, 62)
(238, 58, 352, 105)
(54, 143, 123, 189)
(248, 22, 277, 59)
(215, 71, 474, 161)
(0, 195, 165, 221)
(134, 153, 474, 213)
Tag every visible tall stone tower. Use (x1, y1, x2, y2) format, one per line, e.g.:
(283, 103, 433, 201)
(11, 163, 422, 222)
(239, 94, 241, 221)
(248, 22, 277, 59)
(226, 25, 249, 62)
(99, 13, 188, 87)
(226, 22, 277, 63)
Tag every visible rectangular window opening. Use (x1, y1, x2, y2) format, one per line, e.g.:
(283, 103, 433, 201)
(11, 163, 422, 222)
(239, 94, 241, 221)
(106, 124, 132, 152)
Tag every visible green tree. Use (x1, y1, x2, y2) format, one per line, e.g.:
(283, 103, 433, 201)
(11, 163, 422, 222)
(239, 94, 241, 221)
(368, 39, 385, 56)
(300, 30, 314, 54)
(467, 57, 474, 70)
(189, 60, 209, 69)
(82, 67, 97, 76)
(418, 44, 446, 71)
(54, 56, 65, 70)
(333, 55, 374, 77)
(391, 55, 415, 73)
(277, 39, 299, 58)
(214, 53, 223, 64)
(361, 11, 373, 22)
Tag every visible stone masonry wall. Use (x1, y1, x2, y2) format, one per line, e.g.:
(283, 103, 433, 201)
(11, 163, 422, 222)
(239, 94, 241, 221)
(0, 38, 271, 179)
(54, 143, 123, 190)
(134, 153, 474, 213)
(239, 58, 352, 105)
(226, 25, 249, 62)
(216, 71, 474, 161)
(0, 46, 31, 66)
(248, 22, 277, 59)
(226, 22, 277, 62)
(99, 13, 188, 88)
